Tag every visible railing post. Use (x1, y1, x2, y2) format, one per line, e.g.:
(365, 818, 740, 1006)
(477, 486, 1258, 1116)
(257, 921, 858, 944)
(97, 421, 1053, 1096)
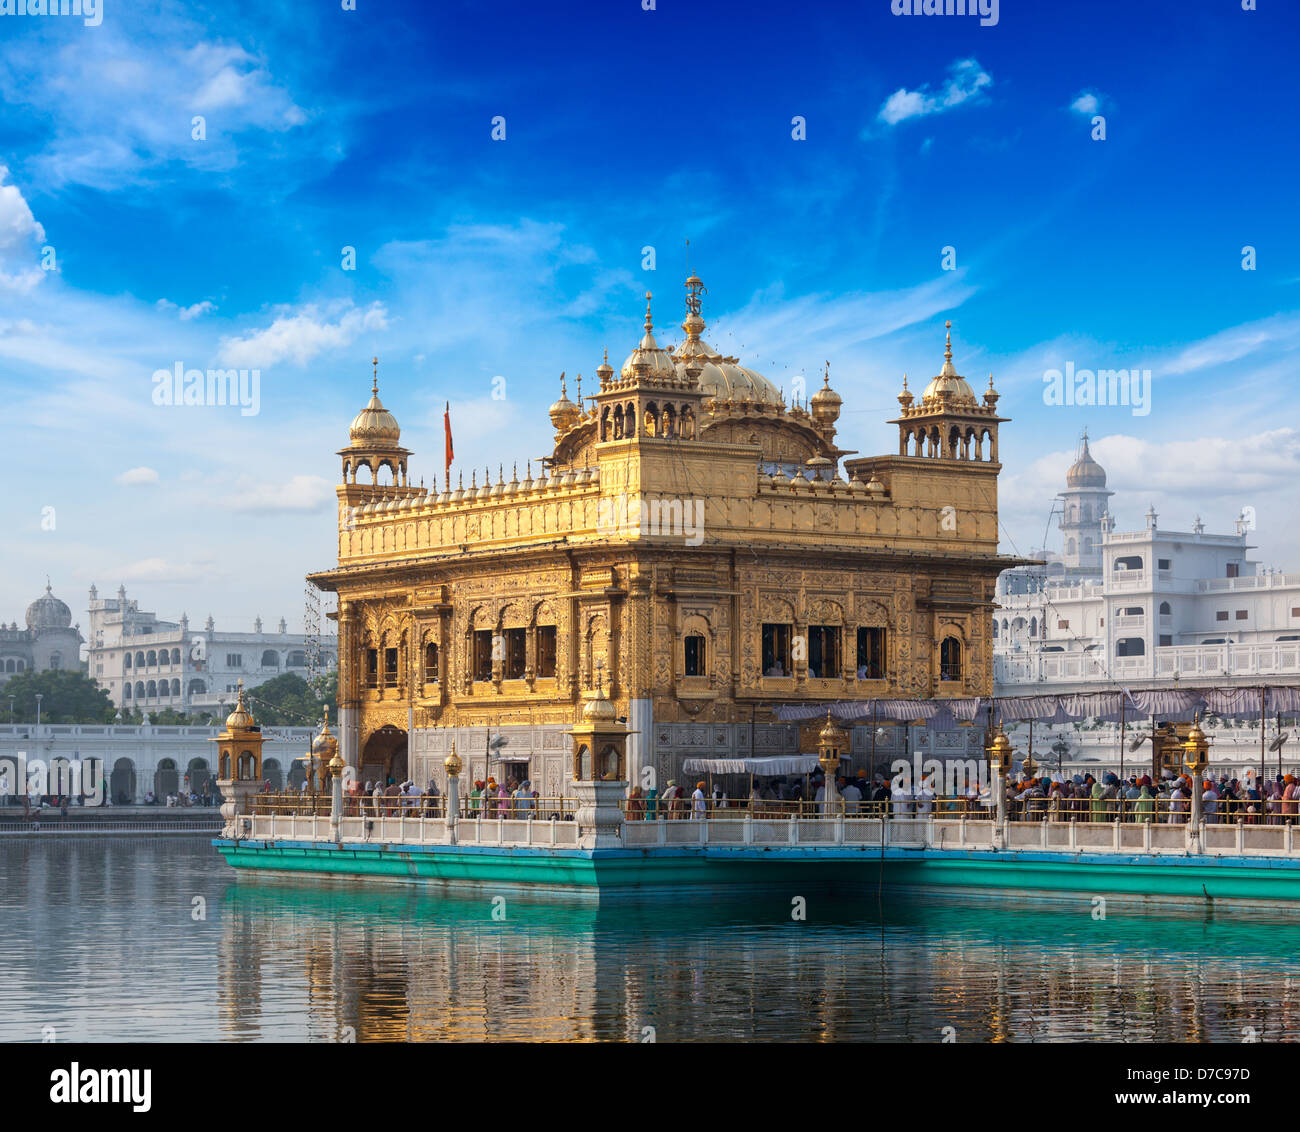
(1069, 821, 1077, 851)
(743, 812, 754, 845)
(788, 818, 798, 845)
(1112, 819, 1120, 851)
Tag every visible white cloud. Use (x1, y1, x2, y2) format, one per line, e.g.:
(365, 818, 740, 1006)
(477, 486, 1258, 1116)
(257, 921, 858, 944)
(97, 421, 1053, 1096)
(1070, 92, 1101, 116)
(0, 166, 47, 291)
(218, 301, 390, 368)
(157, 298, 216, 320)
(878, 59, 992, 126)
(2, 31, 309, 191)
(223, 474, 335, 514)
(112, 557, 218, 583)
(1163, 312, 1300, 376)
(117, 466, 159, 486)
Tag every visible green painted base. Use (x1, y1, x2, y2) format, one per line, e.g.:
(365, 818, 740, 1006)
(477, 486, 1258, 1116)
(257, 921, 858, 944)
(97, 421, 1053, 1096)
(215, 839, 1300, 905)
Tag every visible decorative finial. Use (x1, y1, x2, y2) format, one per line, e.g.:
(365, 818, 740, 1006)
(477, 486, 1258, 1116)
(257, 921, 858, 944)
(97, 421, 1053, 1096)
(903, 373, 909, 390)
(560, 371, 567, 397)
(944, 321, 952, 361)
(575, 372, 582, 407)
(372, 356, 379, 395)
(644, 291, 653, 333)
(823, 360, 830, 387)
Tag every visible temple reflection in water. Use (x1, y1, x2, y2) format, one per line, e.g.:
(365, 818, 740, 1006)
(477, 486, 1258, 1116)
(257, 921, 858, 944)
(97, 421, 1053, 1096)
(215, 876, 1300, 1043)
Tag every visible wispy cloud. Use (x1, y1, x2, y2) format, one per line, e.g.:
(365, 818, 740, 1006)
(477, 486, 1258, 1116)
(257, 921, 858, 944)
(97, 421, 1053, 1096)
(1069, 91, 1102, 116)
(877, 59, 992, 126)
(0, 166, 47, 291)
(223, 474, 335, 514)
(218, 301, 390, 368)
(116, 467, 159, 486)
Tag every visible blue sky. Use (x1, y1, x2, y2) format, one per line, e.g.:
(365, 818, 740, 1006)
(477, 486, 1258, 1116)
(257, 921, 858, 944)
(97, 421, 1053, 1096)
(1, 0, 1297, 632)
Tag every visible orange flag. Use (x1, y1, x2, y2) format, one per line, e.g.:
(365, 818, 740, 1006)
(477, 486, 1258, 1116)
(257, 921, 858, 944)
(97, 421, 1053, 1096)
(444, 401, 454, 477)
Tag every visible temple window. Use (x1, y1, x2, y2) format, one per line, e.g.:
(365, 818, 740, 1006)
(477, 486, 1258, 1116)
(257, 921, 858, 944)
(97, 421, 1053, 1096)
(536, 625, 557, 677)
(807, 625, 840, 679)
(365, 648, 379, 688)
(503, 628, 526, 679)
(856, 627, 886, 679)
(424, 641, 439, 682)
(473, 630, 494, 681)
(761, 624, 792, 677)
(383, 647, 398, 686)
(684, 633, 706, 677)
(939, 637, 963, 681)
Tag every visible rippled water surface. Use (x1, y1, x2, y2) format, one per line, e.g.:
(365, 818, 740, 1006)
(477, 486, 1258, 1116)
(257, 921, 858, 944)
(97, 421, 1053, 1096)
(5, 838, 1300, 1042)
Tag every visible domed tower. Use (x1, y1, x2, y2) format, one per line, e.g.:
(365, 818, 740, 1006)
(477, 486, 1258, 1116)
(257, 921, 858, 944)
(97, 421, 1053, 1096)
(1059, 430, 1112, 571)
(890, 321, 1006, 462)
(338, 358, 411, 487)
(26, 580, 81, 672)
(26, 582, 72, 632)
(548, 373, 581, 437)
(809, 364, 843, 443)
(589, 290, 711, 446)
(211, 678, 269, 834)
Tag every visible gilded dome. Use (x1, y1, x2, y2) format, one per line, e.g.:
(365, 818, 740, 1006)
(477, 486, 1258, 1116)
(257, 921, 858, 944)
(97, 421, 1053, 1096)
(582, 682, 618, 722)
(809, 372, 842, 424)
(26, 582, 72, 631)
(548, 373, 581, 431)
(1066, 434, 1107, 488)
(349, 362, 401, 447)
(672, 313, 783, 407)
(224, 680, 256, 731)
(311, 715, 338, 758)
(920, 322, 978, 406)
(620, 293, 679, 381)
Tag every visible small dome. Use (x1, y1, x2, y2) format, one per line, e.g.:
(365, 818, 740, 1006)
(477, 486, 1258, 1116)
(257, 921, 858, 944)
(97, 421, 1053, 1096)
(312, 716, 338, 758)
(921, 323, 977, 406)
(549, 374, 581, 431)
(582, 682, 618, 722)
(224, 681, 256, 731)
(349, 366, 401, 447)
(818, 710, 849, 745)
(810, 373, 842, 425)
(1066, 435, 1107, 488)
(26, 582, 72, 631)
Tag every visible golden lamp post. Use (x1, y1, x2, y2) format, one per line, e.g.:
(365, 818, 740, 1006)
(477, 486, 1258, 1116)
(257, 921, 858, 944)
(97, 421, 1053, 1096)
(1182, 712, 1210, 836)
(987, 725, 1012, 827)
(817, 710, 849, 815)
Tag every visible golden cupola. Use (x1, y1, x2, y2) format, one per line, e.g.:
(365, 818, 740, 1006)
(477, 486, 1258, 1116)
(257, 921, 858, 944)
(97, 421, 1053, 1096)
(224, 679, 256, 732)
(338, 358, 412, 486)
(548, 373, 581, 433)
(619, 293, 679, 382)
(920, 321, 978, 408)
(809, 367, 842, 429)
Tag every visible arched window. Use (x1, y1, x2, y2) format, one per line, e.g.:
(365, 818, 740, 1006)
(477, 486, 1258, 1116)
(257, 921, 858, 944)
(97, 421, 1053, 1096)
(171, 648, 181, 664)
(15, 659, 23, 671)
(171, 679, 180, 696)
(1159, 602, 1171, 615)
(684, 633, 706, 677)
(612, 404, 624, 439)
(135, 681, 145, 697)
(939, 637, 963, 681)
(146, 680, 157, 697)
(135, 651, 145, 667)
(1066, 537, 1077, 556)
(424, 641, 439, 682)
(124, 684, 132, 699)
(261, 649, 279, 668)
(663, 404, 677, 438)
(1029, 617, 1038, 638)
(147, 650, 157, 666)
(681, 407, 696, 439)
(1116, 637, 1146, 657)
(188, 678, 206, 695)
(287, 651, 306, 667)
(600, 406, 611, 441)
(48, 653, 61, 670)
(992, 619, 998, 639)
(644, 403, 659, 437)
(124, 653, 132, 669)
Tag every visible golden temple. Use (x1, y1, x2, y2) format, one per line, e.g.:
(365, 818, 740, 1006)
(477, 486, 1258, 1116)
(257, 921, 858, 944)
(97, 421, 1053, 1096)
(309, 275, 1021, 794)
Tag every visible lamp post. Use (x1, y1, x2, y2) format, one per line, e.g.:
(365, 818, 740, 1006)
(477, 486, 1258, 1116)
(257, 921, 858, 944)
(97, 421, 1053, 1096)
(445, 743, 462, 842)
(8, 695, 13, 724)
(1183, 713, 1210, 851)
(35, 693, 43, 732)
(987, 725, 1012, 836)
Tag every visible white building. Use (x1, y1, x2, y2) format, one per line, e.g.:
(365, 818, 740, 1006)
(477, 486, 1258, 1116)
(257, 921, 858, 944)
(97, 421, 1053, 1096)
(0, 582, 84, 686)
(86, 585, 336, 717)
(994, 436, 1300, 695)
(0, 721, 316, 804)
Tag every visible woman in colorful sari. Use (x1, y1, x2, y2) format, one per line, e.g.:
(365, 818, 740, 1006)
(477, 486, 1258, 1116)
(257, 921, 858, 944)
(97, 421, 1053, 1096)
(626, 785, 644, 820)
(496, 781, 510, 818)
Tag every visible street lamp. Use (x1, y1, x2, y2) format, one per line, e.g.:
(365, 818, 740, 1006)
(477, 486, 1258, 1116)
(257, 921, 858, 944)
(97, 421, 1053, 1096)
(987, 724, 1013, 828)
(1183, 713, 1210, 840)
(35, 693, 43, 731)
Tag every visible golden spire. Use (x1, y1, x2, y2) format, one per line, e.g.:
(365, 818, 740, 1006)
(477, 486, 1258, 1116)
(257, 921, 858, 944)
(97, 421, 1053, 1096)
(371, 356, 379, 396)
(643, 291, 654, 336)
(941, 321, 956, 376)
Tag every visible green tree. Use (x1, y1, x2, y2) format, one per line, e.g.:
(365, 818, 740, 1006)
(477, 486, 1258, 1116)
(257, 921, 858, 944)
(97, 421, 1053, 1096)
(4, 669, 116, 724)
(241, 673, 325, 728)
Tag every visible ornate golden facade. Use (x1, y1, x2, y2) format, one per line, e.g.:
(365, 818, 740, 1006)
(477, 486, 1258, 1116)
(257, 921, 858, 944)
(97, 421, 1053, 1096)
(309, 275, 1020, 794)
